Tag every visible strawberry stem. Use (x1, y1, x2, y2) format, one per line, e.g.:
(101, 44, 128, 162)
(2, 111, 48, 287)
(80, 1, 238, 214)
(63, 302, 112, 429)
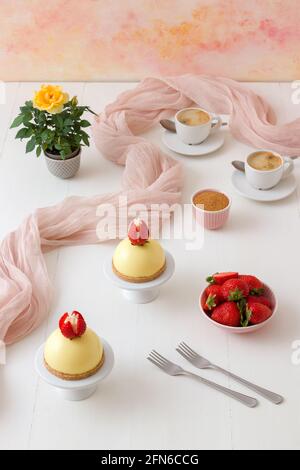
(206, 275, 215, 285)
(241, 306, 252, 327)
(228, 289, 244, 302)
(250, 288, 265, 296)
(206, 294, 216, 310)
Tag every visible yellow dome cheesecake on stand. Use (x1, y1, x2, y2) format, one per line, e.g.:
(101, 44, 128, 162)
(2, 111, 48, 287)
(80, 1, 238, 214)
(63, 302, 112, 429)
(44, 311, 104, 380)
(112, 218, 166, 283)
(104, 218, 175, 304)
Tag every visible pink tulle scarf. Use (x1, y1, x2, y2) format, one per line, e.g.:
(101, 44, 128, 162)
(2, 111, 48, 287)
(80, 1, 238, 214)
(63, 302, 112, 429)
(1, 75, 300, 344)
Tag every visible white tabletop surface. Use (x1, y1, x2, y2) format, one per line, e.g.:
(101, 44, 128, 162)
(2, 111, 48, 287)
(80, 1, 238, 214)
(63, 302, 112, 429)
(1, 82, 300, 450)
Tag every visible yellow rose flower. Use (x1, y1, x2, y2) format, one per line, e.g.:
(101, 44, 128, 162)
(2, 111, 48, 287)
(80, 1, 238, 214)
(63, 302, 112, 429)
(33, 85, 69, 114)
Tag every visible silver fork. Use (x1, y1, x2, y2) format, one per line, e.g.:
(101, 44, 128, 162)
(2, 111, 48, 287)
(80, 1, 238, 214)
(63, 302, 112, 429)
(176, 342, 283, 405)
(147, 350, 258, 408)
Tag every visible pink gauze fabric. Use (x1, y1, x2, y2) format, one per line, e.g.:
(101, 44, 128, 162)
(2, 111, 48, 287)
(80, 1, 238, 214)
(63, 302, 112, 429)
(1, 74, 300, 345)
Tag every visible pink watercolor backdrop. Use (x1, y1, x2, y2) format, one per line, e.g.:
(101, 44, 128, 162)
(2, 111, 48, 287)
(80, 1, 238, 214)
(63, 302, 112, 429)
(0, 0, 300, 81)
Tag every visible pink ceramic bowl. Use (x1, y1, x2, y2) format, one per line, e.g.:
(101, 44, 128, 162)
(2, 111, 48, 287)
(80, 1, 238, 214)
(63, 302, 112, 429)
(191, 188, 231, 230)
(199, 282, 277, 334)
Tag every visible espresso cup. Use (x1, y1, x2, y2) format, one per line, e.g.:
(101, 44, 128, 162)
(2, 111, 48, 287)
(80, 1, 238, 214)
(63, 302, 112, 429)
(175, 107, 222, 145)
(245, 150, 294, 190)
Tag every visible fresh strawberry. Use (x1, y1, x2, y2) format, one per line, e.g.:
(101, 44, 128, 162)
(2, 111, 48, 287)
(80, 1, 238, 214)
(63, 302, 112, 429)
(239, 275, 264, 295)
(221, 278, 249, 301)
(206, 272, 238, 285)
(211, 302, 241, 327)
(204, 285, 223, 310)
(247, 295, 272, 309)
(59, 311, 87, 339)
(58, 314, 74, 339)
(201, 295, 209, 312)
(246, 302, 272, 325)
(128, 218, 149, 246)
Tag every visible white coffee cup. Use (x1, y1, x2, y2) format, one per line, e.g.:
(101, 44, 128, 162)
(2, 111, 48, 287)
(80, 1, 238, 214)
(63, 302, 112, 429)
(175, 107, 222, 145)
(245, 150, 294, 190)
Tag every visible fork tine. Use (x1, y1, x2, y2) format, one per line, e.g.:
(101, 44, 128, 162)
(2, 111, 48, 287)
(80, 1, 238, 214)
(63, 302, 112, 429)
(147, 356, 166, 371)
(151, 350, 172, 366)
(178, 342, 197, 358)
(149, 351, 169, 367)
(177, 342, 194, 356)
(180, 341, 198, 356)
(148, 351, 166, 366)
(176, 346, 193, 359)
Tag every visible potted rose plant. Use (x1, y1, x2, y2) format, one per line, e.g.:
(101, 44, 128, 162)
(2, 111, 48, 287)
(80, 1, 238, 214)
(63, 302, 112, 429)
(10, 85, 96, 179)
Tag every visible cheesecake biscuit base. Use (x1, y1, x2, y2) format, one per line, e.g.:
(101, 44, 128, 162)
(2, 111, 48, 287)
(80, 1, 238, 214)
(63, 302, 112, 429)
(44, 352, 105, 381)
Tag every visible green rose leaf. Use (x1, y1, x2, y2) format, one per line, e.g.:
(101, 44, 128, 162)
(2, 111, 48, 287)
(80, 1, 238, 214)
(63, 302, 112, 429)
(10, 115, 24, 128)
(26, 136, 36, 153)
(15, 128, 30, 139)
(22, 112, 33, 126)
(41, 130, 49, 141)
(80, 120, 91, 127)
(81, 133, 90, 146)
(56, 115, 63, 128)
(75, 108, 84, 118)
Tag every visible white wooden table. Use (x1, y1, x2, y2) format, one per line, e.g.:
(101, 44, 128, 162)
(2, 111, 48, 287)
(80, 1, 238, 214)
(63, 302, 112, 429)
(1, 82, 300, 450)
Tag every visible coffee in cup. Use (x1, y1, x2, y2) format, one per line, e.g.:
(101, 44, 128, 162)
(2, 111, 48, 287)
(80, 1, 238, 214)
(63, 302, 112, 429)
(248, 151, 282, 171)
(245, 149, 294, 190)
(174, 107, 222, 145)
(177, 109, 210, 126)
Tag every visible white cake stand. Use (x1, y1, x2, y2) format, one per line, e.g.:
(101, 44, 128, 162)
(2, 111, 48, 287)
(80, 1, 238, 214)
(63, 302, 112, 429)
(35, 338, 114, 401)
(103, 250, 175, 304)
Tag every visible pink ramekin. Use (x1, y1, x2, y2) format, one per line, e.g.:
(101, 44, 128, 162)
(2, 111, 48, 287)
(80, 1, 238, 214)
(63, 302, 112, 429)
(191, 188, 231, 230)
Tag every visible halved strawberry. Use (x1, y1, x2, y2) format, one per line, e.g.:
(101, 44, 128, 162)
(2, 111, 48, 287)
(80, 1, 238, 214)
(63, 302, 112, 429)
(211, 302, 241, 327)
(221, 278, 249, 301)
(59, 313, 75, 339)
(59, 311, 86, 339)
(128, 218, 149, 246)
(204, 284, 223, 310)
(206, 272, 239, 285)
(239, 275, 264, 295)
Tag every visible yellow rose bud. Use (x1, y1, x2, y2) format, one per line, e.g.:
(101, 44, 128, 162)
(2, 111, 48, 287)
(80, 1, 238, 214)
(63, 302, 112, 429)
(71, 96, 78, 107)
(33, 85, 69, 114)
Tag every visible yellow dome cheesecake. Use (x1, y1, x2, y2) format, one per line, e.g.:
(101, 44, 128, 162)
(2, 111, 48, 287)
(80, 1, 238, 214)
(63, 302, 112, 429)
(112, 218, 166, 283)
(44, 311, 104, 380)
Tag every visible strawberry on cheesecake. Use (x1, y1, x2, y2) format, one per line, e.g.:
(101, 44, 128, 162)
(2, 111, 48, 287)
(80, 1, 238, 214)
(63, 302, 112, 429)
(44, 311, 104, 380)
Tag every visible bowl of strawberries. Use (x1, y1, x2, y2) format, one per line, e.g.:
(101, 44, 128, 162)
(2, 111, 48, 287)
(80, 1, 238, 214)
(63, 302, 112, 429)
(199, 272, 277, 333)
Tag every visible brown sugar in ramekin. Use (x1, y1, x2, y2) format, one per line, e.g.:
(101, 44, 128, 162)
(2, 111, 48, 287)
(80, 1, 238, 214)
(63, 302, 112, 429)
(193, 191, 229, 212)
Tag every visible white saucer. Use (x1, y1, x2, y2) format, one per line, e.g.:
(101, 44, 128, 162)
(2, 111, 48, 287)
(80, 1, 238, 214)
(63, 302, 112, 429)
(35, 338, 114, 401)
(162, 129, 224, 156)
(231, 170, 297, 202)
(103, 250, 175, 304)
